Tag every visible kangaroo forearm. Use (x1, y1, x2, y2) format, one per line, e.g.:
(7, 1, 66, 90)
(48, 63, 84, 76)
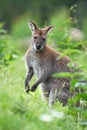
(25, 67, 34, 92)
(25, 72, 33, 86)
(30, 76, 46, 92)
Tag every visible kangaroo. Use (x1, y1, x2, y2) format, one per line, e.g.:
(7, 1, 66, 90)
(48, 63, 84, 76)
(24, 20, 75, 106)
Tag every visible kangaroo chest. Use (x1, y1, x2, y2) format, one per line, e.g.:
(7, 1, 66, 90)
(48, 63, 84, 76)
(29, 53, 52, 78)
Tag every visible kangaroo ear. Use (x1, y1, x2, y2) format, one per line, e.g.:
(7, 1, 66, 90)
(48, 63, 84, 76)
(28, 20, 38, 32)
(44, 26, 55, 34)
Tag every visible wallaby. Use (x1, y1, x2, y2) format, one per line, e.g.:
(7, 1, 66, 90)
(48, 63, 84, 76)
(24, 20, 76, 106)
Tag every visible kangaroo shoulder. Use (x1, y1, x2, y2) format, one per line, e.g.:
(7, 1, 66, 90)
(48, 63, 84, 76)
(46, 45, 71, 62)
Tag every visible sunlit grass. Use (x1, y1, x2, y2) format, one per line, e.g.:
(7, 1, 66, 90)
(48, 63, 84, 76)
(0, 57, 87, 130)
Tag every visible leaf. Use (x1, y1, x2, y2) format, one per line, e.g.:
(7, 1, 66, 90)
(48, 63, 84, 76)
(64, 49, 81, 55)
(75, 82, 87, 89)
(77, 93, 87, 100)
(53, 72, 81, 79)
(53, 72, 72, 78)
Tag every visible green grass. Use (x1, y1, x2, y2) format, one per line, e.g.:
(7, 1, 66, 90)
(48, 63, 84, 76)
(0, 57, 87, 130)
(1, 8, 87, 129)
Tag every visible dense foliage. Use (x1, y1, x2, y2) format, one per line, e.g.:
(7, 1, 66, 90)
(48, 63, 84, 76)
(0, 4, 87, 130)
(0, 57, 87, 130)
(0, 0, 87, 32)
(0, 23, 18, 65)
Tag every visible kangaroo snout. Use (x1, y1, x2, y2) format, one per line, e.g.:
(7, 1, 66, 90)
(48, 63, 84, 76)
(36, 44, 42, 50)
(34, 43, 44, 51)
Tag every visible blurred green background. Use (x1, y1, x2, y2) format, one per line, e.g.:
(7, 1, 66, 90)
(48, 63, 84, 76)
(0, 0, 87, 35)
(0, 0, 87, 31)
(0, 0, 87, 51)
(0, 0, 87, 52)
(0, 1, 87, 130)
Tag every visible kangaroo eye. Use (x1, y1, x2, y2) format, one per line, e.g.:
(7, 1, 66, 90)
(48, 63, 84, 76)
(34, 36, 38, 39)
(42, 38, 46, 41)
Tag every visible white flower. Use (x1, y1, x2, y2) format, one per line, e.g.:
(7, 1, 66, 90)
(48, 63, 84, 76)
(51, 110, 64, 119)
(40, 114, 53, 122)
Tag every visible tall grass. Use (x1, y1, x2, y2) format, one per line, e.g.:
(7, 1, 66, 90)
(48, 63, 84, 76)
(0, 8, 87, 130)
(0, 58, 87, 130)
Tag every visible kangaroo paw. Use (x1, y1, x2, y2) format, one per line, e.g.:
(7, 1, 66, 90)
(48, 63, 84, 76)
(30, 85, 37, 92)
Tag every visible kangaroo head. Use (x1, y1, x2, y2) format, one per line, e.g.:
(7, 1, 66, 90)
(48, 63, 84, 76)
(28, 20, 54, 51)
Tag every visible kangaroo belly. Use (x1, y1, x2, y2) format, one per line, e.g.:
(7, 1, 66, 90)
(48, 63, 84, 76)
(41, 77, 71, 105)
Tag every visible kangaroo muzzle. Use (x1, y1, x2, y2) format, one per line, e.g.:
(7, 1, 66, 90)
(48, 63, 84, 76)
(36, 44, 42, 50)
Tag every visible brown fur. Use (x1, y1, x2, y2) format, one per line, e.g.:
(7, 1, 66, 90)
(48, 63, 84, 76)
(24, 20, 74, 106)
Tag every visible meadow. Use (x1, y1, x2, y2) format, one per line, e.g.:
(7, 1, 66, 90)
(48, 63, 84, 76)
(1, 57, 87, 130)
(0, 11, 87, 130)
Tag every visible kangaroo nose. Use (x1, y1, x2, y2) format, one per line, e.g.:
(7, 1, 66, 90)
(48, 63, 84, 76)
(36, 44, 41, 50)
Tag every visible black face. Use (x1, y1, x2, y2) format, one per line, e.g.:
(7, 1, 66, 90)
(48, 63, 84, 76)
(33, 35, 46, 51)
